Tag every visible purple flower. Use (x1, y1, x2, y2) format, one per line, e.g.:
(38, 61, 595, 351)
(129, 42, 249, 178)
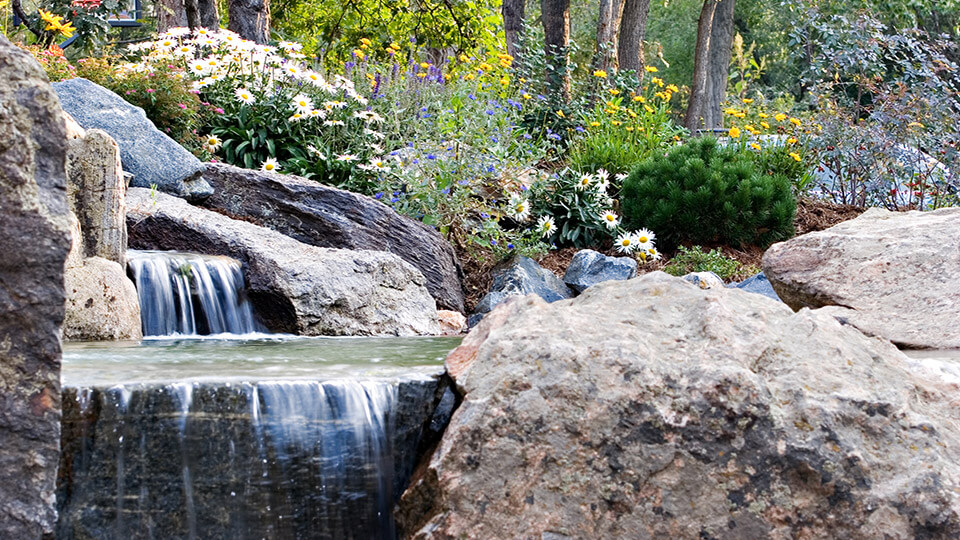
(490, 239, 497, 246)
(375, 192, 383, 199)
(427, 154, 437, 160)
(507, 243, 515, 249)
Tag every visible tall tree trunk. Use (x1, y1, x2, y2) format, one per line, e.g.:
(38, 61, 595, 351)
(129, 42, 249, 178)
(595, 0, 625, 73)
(184, 0, 201, 30)
(229, 0, 270, 43)
(704, 0, 735, 129)
(541, 0, 571, 101)
(199, 0, 220, 28)
(502, 0, 525, 62)
(685, 0, 718, 133)
(617, 0, 651, 73)
(156, 0, 187, 33)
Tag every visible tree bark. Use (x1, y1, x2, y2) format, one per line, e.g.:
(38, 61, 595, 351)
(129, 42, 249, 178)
(184, 0, 201, 30)
(156, 0, 187, 33)
(541, 0, 571, 100)
(617, 0, 651, 73)
(595, 0, 625, 73)
(685, 0, 718, 133)
(704, 0, 735, 129)
(502, 0, 525, 62)
(198, 0, 220, 29)
(228, 0, 270, 43)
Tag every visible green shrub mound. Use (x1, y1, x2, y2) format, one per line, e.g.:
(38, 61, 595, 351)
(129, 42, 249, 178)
(620, 137, 796, 249)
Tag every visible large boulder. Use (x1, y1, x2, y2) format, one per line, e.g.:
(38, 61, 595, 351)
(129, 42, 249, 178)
(562, 249, 637, 294)
(52, 78, 213, 201)
(398, 273, 960, 538)
(126, 188, 439, 336)
(0, 34, 73, 538)
(763, 207, 960, 349)
(201, 163, 465, 312)
(64, 256, 142, 341)
(470, 255, 572, 326)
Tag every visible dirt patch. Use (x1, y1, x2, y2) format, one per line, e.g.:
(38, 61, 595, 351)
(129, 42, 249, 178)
(793, 197, 866, 236)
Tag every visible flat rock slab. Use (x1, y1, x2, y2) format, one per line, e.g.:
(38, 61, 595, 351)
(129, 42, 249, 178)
(53, 78, 213, 201)
(202, 163, 465, 312)
(398, 272, 960, 539)
(763, 207, 960, 349)
(0, 34, 72, 538)
(126, 188, 439, 336)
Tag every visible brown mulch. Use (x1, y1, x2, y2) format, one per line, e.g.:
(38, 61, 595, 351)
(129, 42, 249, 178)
(457, 197, 867, 313)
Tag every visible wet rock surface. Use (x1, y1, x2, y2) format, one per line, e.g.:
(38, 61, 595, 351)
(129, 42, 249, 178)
(398, 272, 960, 539)
(57, 376, 452, 540)
(562, 249, 637, 294)
(0, 34, 73, 538)
(469, 255, 572, 326)
(52, 78, 213, 201)
(764, 207, 960, 349)
(202, 163, 465, 313)
(126, 188, 439, 336)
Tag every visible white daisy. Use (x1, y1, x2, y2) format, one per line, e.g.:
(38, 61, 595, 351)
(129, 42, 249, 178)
(633, 228, 656, 245)
(537, 215, 556, 237)
(235, 88, 256, 105)
(336, 153, 358, 162)
(203, 134, 222, 152)
(261, 157, 281, 172)
(615, 232, 636, 254)
(576, 173, 593, 190)
(188, 59, 208, 76)
(506, 193, 531, 221)
(600, 210, 619, 229)
(352, 110, 384, 123)
(358, 158, 388, 172)
(289, 112, 305, 122)
(323, 100, 347, 110)
(291, 94, 313, 114)
(323, 120, 345, 127)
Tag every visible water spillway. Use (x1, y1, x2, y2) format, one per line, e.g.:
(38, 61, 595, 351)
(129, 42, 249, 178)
(127, 250, 259, 336)
(56, 337, 460, 540)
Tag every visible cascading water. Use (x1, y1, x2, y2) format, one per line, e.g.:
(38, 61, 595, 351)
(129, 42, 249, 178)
(126, 250, 259, 336)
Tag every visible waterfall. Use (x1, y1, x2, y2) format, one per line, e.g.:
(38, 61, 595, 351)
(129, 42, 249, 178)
(57, 379, 413, 540)
(127, 250, 259, 336)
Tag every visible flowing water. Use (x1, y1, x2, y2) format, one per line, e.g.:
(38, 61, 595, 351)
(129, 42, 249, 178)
(58, 335, 460, 540)
(127, 250, 260, 336)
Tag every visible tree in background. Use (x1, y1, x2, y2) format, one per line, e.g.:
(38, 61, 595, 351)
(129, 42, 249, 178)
(594, 0, 624, 73)
(685, 0, 736, 132)
(229, 0, 268, 42)
(617, 0, 651, 72)
(503, 0, 524, 60)
(541, 0, 570, 99)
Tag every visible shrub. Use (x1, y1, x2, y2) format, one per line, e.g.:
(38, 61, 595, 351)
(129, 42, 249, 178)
(620, 137, 796, 249)
(663, 246, 758, 282)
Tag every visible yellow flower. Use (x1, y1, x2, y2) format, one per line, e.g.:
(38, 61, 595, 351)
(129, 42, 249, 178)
(555, 109, 565, 119)
(725, 108, 739, 116)
(758, 112, 769, 119)
(908, 121, 925, 129)
(522, 93, 532, 100)
(464, 73, 475, 81)
(645, 65, 658, 73)
(625, 126, 634, 132)
(750, 143, 761, 150)
(590, 121, 601, 127)
(787, 137, 799, 145)
(360, 38, 372, 47)
(643, 104, 654, 114)
(627, 109, 638, 118)
(459, 54, 471, 63)
(743, 98, 754, 104)
(56, 20, 75, 38)
(633, 96, 645, 103)
(38, 9, 59, 25)
(790, 117, 802, 127)
(479, 62, 493, 71)
(608, 88, 620, 95)
(667, 84, 679, 93)
(416, 72, 427, 79)
(593, 70, 607, 78)
(444, 73, 452, 81)
(420, 62, 430, 69)
(760, 122, 770, 129)
(789, 152, 802, 162)
(775, 113, 788, 122)
(500, 76, 510, 86)
(651, 77, 664, 87)
(390, 42, 401, 50)
(353, 48, 365, 60)
(728, 126, 741, 138)
(612, 120, 622, 126)
(745, 125, 755, 132)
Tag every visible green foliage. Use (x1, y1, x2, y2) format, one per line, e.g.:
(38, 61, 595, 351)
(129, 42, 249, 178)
(620, 137, 796, 249)
(107, 70, 209, 150)
(663, 246, 757, 281)
(529, 169, 618, 248)
(271, 0, 504, 66)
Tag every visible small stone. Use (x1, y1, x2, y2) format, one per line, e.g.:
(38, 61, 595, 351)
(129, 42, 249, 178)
(731, 272, 782, 301)
(470, 256, 573, 326)
(562, 249, 637, 294)
(682, 271, 725, 289)
(437, 310, 467, 335)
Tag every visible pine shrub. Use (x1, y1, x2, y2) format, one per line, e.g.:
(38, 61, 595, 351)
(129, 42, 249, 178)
(620, 137, 796, 249)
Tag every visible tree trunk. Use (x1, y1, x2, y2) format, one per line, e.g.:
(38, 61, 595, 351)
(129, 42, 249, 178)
(184, 0, 201, 30)
(595, 0, 625, 73)
(502, 0, 525, 62)
(199, 0, 220, 28)
(228, 0, 270, 43)
(156, 0, 187, 33)
(685, 0, 718, 133)
(704, 0, 735, 129)
(617, 0, 651, 73)
(541, 0, 571, 100)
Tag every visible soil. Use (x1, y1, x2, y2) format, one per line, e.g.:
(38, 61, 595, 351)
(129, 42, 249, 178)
(456, 197, 866, 313)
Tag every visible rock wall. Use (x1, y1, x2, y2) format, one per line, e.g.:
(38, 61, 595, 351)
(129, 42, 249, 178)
(0, 34, 73, 538)
(399, 273, 960, 538)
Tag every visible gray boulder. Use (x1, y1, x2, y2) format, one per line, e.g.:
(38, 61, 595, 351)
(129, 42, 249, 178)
(470, 255, 572, 326)
(730, 272, 782, 301)
(562, 249, 637, 293)
(202, 163, 465, 312)
(126, 188, 439, 336)
(52, 78, 213, 201)
(0, 34, 73, 538)
(682, 270, 725, 289)
(398, 273, 960, 538)
(764, 207, 960, 349)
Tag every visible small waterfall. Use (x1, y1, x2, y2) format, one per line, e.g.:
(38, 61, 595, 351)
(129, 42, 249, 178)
(127, 250, 259, 336)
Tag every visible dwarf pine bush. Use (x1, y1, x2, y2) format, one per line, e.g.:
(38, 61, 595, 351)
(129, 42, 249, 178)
(620, 137, 795, 249)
